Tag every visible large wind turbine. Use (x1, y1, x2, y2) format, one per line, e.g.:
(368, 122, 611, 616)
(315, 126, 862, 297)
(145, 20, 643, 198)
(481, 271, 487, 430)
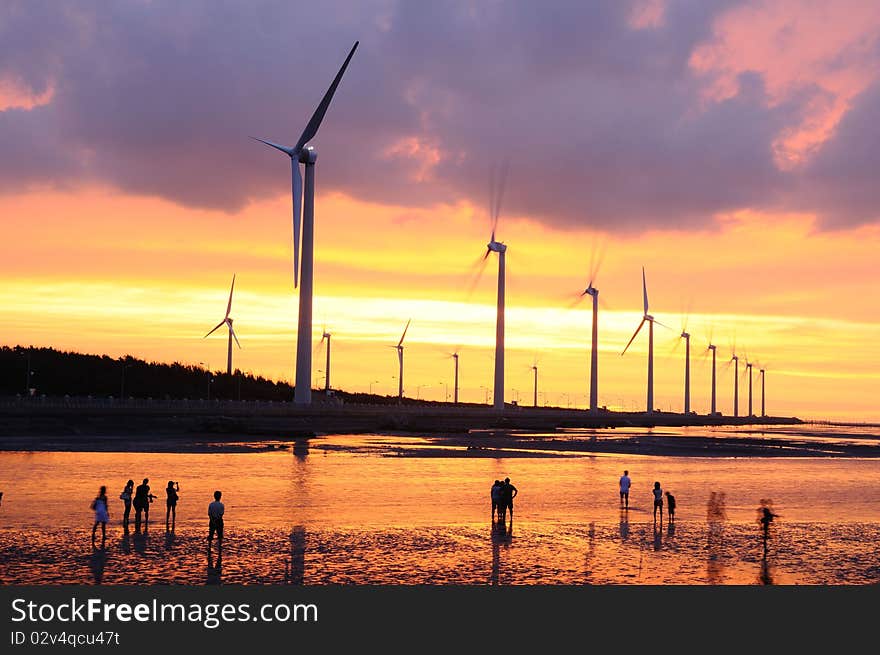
(674, 312, 691, 415)
(204, 274, 241, 376)
(531, 364, 538, 408)
(253, 41, 358, 405)
(452, 352, 459, 404)
(393, 320, 411, 402)
(484, 164, 509, 411)
(622, 267, 665, 413)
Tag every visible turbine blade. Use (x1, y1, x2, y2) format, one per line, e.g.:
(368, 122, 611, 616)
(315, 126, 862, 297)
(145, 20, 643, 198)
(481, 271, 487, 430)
(294, 41, 359, 152)
(230, 326, 241, 349)
(493, 159, 509, 235)
(291, 160, 302, 288)
(642, 266, 649, 315)
(251, 136, 294, 156)
(204, 320, 226, 338)
(653, 319, 673, 330)
(398, 319, 411, 347)
(465, 252, 491, 300)
(225, 274, 236, 319)
(621, 318, 646, 356)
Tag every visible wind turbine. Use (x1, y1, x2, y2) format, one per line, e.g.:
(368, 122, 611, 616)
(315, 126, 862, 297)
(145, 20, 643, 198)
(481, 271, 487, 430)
(759, 365, 767, 417)
(204, 274, 241, 376)
(253, 41, 358, 405)
(621, 267, 666, 413)
(729, 350, 740, 418)
(392, 319, 411, 402)
(673, 310, 692, 415)
(705, 329, 718, 415)
(468, 163, 510, 411)
(572, 241, 605, 413)
(744, 357, 754, 417)
(452, 352, 460, 404)
(530, 363, 538, 408)
(318, 327, 332, 393)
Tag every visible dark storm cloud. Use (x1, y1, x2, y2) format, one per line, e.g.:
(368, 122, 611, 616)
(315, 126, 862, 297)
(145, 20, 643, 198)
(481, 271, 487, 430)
(0, 0, 871, 231)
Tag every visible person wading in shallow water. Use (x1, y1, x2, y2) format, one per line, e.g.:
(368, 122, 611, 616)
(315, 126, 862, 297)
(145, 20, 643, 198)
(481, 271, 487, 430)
(91, 486, 109, 549)
(619, 470, 632, 509)
(499, 477, 518, 523)
(491, 480, 503, 521)
(119, 479, 134, 528)
(208, 490, 225, 549)
(652, 481, 664, 523)
(165, 481, 180, 529)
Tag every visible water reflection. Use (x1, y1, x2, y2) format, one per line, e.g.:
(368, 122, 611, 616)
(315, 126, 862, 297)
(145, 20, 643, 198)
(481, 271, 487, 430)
(164, 528, 176, 550)
(119, 529, 131, 555)
(293, 439, 310, 461)
(206, 547, 222, 585)
(584, 522, 595, 583)
(653, 523, 662, 551)
(89, 549, 106, 584)
(619, 509, 629, 541)
(133, 529, 148, 556)
(286, 526, 306, 585)
(706, 491, 728, 584)
(490, 519, 512, 585)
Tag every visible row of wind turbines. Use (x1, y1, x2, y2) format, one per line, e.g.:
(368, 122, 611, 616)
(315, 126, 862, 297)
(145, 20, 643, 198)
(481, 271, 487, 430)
(200, 40, 772, 418)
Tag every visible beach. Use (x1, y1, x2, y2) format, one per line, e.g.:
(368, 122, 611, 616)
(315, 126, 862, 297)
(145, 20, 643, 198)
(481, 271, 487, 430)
(1, 426, 878, 585)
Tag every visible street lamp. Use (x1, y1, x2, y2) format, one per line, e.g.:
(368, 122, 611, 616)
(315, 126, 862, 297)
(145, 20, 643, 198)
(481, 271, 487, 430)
(439, 381, 448, 403)
(369, 380, 379, 395)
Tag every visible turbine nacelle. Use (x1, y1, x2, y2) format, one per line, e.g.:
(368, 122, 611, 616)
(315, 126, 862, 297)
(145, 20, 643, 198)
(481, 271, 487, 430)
(487, 239, 507, 254)
(583, 283, 598, 297)
(680, 331, 690, 339)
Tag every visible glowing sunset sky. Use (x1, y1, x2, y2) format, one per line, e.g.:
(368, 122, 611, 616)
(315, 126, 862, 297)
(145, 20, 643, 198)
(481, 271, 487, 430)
(2, 0, 879, 420)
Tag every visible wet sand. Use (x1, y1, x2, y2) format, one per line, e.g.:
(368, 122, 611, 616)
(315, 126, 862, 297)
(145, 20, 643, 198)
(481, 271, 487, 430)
(1, 520, 876, 585)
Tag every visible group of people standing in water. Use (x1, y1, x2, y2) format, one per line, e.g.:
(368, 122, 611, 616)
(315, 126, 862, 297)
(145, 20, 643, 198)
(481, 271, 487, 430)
(619, 469, 676, 523)
(91, 478, 179, 546)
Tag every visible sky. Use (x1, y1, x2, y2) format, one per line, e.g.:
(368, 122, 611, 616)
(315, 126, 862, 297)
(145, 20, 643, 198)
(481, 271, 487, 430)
(2, 0, 879, 421)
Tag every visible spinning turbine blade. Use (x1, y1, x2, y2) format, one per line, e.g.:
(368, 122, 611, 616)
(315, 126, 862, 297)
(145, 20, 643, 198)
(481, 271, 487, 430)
(250, 137, 294, 156)
(230, 325, 241, 349)
(398, 319, 411, 347)
(653, 319, 673, 330)
(204, 320, 226, 338)
(225, 274, 236, 319)
(622, 318, 646, 355)
(642, 267, 649, 316)
(294, 41, 359, 152)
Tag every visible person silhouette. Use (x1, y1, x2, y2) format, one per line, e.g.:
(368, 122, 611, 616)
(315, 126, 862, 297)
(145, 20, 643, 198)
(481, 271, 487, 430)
(500, 477, 518, 523)
(133, 478, 154, 530)
(208, 490, 225, 550)
(758, 499, 778, 553)
(665, 491, 676, 523)
(91, 485, 109, 549)
(120, 479, 134, 528)
(165, 481, 180, 530)
(619, 470, 632, 509)
(490, 480, 503, 521)
(652, 481, 663, 523)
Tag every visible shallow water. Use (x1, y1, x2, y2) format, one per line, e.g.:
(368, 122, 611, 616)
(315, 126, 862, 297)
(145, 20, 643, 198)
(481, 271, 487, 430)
(1, 432, 879, 584)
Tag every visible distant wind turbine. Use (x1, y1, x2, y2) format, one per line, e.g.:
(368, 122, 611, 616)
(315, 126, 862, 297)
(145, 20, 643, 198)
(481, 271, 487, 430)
(392, 319, 411, 402)
(744, 358, 754, 417)
(253, 41, 358, 406)
(705, 327, 718, 415)
(204, 274, 241, 376)
(673, 309, 692, 415)
(531, 363, 538, 408)
(319, 327, 332, 393)
(759, 365, 767, 417)
(451, 352, 460, 404)
(729, 350, 740, 418)
(622, 267, 667, 413)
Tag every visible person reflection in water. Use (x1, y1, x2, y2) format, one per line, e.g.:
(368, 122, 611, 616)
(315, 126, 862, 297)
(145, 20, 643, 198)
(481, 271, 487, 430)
(619, 508, 630, 541)
(89, 549, 107, 584)
(490, 518, 512, 585)
(207, 547, 223, 585)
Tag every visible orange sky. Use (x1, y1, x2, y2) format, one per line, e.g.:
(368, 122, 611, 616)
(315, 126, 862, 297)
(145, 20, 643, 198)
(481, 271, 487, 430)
(2, 1, 880, 421)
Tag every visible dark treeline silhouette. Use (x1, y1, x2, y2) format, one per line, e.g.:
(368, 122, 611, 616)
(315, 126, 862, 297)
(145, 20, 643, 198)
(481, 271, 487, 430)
(0, 345, 486, 406)
(1, 346, 294, 401)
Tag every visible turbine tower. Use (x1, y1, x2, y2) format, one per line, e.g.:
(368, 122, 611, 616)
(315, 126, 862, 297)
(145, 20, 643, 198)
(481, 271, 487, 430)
(204, 274, 241, 376)
(393, 319, 411, 402)
(675, 312, 691, 415)
(622, 267, 665, 413)
(253, 41, 358, 405)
